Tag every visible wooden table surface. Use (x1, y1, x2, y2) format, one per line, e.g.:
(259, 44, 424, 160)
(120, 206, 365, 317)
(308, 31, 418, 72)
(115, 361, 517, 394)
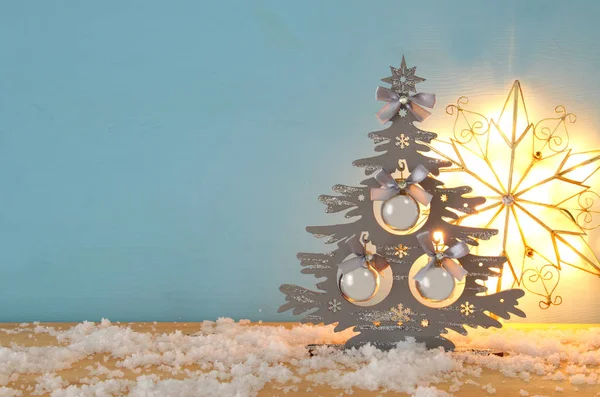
(1, 322, 599, 397)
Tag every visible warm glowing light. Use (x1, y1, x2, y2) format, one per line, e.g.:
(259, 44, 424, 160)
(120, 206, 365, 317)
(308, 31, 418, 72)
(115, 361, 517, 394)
(428, 81, 600, 308)
(432, 231, 444, 249)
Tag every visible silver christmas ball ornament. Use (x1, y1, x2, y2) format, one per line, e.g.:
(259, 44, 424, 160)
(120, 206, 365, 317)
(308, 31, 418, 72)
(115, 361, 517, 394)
(339, 267, 379, 302)
(416, 267, 456, 301)
(381, 193, 419, 231)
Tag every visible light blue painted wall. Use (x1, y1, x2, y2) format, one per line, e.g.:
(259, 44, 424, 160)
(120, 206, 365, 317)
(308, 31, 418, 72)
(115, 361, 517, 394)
(1, 0, 599, 322)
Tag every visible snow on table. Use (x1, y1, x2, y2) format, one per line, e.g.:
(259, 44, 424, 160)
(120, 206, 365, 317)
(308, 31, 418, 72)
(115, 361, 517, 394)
(0, 320, 599, 397)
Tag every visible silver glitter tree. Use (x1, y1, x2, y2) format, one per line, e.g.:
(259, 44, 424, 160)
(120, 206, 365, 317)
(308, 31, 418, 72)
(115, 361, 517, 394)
(279, 56, 526, 350)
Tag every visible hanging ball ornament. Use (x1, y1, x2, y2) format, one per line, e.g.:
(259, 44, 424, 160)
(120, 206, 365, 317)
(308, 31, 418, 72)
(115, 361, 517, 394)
(372, 168, 433, 232)
(416, 265, 456, 301)
(381, 182, 420, 231)
(339, 265, 379, 302)
(338, 237, 391, 305)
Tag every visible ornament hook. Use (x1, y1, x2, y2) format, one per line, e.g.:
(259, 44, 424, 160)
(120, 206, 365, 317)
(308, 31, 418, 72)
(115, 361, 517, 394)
(398, 162, 406, 179)
(361, 232, 370, 245)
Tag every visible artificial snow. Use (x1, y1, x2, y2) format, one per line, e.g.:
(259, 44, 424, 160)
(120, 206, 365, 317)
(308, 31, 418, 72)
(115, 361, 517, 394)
(0, 320, 598, 396)
(0, 387, 22, 397)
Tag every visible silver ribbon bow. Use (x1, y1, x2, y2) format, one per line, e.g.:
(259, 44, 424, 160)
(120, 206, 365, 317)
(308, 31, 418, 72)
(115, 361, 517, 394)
(413, 231, 469, 283)
(338, 235, 389, 275)
(370, 164, 433, 206)
(376, 86, 436, 123)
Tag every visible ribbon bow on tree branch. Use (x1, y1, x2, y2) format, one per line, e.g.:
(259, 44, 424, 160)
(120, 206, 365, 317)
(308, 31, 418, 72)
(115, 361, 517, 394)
(371, 164, 433, 206)
(338, 235, 389, 275)
(414, 231, 469, 283)
(376, 86, 436, 123)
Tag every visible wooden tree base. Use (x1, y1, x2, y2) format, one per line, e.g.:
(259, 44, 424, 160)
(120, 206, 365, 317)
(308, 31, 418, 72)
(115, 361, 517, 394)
(306, 344, 507, 357)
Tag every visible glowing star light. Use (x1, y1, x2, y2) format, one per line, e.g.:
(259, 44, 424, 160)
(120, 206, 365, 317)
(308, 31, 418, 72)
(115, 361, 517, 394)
(429, 81, 600, 308)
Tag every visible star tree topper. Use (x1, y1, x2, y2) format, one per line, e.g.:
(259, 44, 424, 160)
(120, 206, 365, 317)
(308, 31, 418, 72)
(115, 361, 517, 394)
(381, 55, 426, 94)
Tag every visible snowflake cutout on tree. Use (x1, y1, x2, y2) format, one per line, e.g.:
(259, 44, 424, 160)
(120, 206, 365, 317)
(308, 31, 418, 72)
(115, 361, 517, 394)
(394, 244, 409, 258)
(395, 134, 410, 149)
(440, 194, 448, 202)
(390, 304, 412, 325)
(328, 299, 341, 313)
(357, 194, 365, 202)
(461, 301, 475, 316)
(381, 55, 425, 93)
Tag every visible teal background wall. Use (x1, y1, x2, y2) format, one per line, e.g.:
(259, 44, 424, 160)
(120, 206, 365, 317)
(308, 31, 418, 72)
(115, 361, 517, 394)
(1, 0, 599, 323)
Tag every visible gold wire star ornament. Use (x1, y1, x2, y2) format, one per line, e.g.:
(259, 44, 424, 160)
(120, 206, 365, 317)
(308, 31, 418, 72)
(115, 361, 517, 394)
(428, 81, 600, 309)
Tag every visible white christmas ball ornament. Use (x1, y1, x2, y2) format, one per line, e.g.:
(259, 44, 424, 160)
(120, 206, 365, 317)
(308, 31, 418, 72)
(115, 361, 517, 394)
(339, 267, 379, 302)
(381, 194, 419, 230)
(416, 267, 456, 301)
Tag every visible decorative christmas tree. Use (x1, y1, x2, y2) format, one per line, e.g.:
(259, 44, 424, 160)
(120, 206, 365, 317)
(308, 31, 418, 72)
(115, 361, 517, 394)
(279, 56, 526, 350)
